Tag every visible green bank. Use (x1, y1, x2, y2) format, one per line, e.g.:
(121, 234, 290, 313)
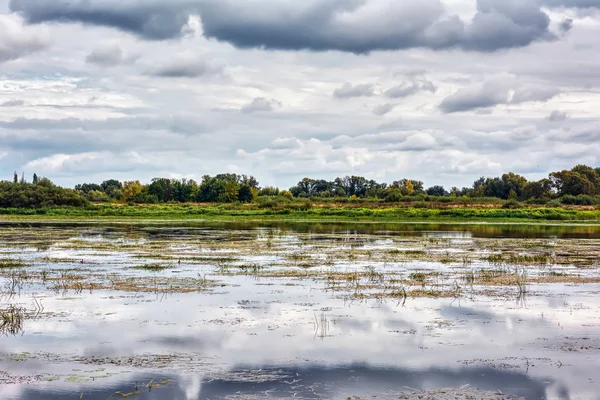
(1, 204, 600, 224)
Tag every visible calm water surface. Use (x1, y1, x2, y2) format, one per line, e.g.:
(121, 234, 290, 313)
(0, 222, 599, 399)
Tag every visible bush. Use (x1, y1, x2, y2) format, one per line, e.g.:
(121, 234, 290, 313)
(502, 199, 523, 209)
(0, 181, 89, 208)
(560, 194, 598, 206)
(385, 190, 402, 202)
(546, 199, 563, 208)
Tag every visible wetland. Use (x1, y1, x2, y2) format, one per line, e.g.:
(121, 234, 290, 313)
(0, 221, 599, 399)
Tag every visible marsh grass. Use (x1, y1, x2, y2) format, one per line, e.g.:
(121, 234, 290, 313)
(132, 264, 172, 272)
(0, 259, 27, 269)
(486, 253, 552, 265)
(0, 305, 23, 335)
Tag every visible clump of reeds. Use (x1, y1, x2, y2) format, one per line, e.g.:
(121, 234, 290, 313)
(0, 305, 23, 335)
(132, 264, 171, 272)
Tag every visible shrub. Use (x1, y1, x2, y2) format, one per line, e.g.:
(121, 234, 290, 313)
(502, 199, 523, 209)
(560, 194, 597, 206)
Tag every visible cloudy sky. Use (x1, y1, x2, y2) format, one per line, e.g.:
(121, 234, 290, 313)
(1, 0, 599, 189)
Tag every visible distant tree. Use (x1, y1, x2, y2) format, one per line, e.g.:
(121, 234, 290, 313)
(571, 165, 600, 194)
(238, 184, 254, 203)
(86, 190, 112, 202)
(240, 175, 259, 188)
(391, 179, 424, 196)
(13, 171, 17, 184)
(20, 172, 25, 184)
(0, 180, 87, 208)
(523, 179, 553, 199)
(259, 186, 280, 197)
(37, 177, 54, 187)
(101, 179, 123, 198)
(550, 170, 595, 196)
(75, 183, 103, 193)
(279, 190, 293, 200)
(122, 181, 143, 202)
(426, 186, 448, 196)
(32, 173, 39, 184)
(384, 188, 403, 202)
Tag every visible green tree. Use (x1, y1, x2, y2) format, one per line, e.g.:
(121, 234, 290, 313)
(238, 184, 254, 203)
(550, 170, 595, 196)
(122, 181, 143, 202)
(101, 179, 123, 199)
(523, 179, 552, 199)
(426, 186, 448, 196)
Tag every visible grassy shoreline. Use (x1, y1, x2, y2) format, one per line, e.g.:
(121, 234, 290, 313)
(0, 203, 600, 224)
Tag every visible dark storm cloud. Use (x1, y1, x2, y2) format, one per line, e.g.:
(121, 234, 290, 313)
(201, 0, 558, 53)
(541, 0, 600, 8)
(9, 0, 195, 40)
(11, 0, 560, 53)
(334, 83, 375, 99)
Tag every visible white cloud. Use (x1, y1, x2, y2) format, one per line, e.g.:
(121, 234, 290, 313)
(0, 1, 598, 189)
(0, 14, 50, 62)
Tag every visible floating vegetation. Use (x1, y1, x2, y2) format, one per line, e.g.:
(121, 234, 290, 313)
(0, 305, 23, 336)
(132, 264, 172, 272)
(486, 253, 552, 265)
(0, 258, 27, 269)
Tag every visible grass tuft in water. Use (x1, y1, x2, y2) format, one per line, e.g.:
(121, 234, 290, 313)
(132, 264, 171, 272)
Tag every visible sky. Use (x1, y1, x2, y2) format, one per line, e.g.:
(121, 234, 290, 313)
(0, 0, 599, 190)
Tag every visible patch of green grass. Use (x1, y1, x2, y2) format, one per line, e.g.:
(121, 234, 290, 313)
(486, 253, 551, 264)
(2, 203, 600, 223)
(0, 259, 27, 269)
(132, 264, 171, 272)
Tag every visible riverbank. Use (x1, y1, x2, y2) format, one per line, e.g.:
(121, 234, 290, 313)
(1, 203, 600, 224)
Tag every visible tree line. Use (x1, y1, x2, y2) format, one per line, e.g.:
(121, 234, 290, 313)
(1, 164, 600, 208)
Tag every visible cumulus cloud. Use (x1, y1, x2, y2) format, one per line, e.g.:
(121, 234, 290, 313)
(511, 86, 559, 104)
(373, 103, 396, 116)
(334, 83, 375, 99)
(9, 0, 566, 53)
(0, 14, 49, 62)
(241, 97, 281, 113)
(384, 80, 437, 98)
(547, 110, 568, 121)
(439, 78, 511, 113)
(147, 54, 224, 78)
(199, 0, 560, 53)
(559, 18, 574, 33)
(10, 0, 194, 40)
(440, 75, 559, 113)
(86, 44, 130, 67)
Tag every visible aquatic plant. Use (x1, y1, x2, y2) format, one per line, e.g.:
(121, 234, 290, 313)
(0, 305, 23, 336)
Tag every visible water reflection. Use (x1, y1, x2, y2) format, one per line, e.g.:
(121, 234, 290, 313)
(1, 222, 600, 400)
(3, 221, 600, 238)
(5, 364, 556, 400)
